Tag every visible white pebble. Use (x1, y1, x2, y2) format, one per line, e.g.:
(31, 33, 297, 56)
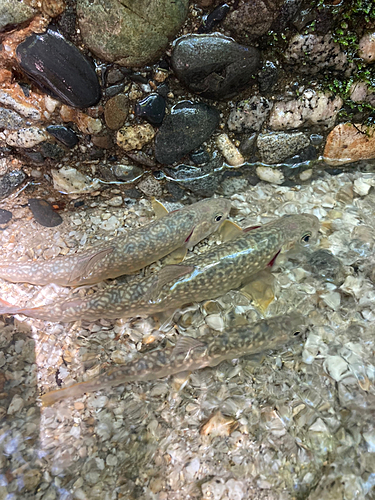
(216, 133, 244, 166)
(323, 355, 349, 382)
(256, 166, 284, 185)
(7, 394, 24, 415)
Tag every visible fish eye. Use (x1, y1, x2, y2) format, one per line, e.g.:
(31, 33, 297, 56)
(301, 232, 312, 243)
(214, 213, 223, 222)
(293, 330, 301, 336)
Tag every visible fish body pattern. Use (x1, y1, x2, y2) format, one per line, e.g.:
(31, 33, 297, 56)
(0, 198, 231, 286)
(0, 214, 319, 322)
(41, 313, 305, 406)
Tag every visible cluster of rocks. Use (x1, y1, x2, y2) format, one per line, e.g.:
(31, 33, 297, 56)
(0, 0, 374, 211)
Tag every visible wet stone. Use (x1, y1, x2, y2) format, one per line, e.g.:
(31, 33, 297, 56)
(46, 125, 78, 148)
(228, 96, 272, 132)
(258, 61, 278, 93)
(171, 34, 260, 100)
(155, 101, 220, 164)
(190, 148, 211, 165)
(77, 0, 189, 67)
(198, 3, 230, 33)
(112, 163, 144, 183)
(28, 198, 63, 227)
(0, 169, 26, 200)
(308, 249, 345, 286)
(134, 93, 166, 125)
(40, 141, 65, 160)
(104, 94, 129, 130)
(0, 108, 24, 130)
(117, 123, 155, 151)
(324, 123, 375, 166)
(105, 83, 126, 98)
(0, 0, 37, 32)
(257, 132, 310, 164)
(16, 28, 101, 108)
(0, 208, 12, 224)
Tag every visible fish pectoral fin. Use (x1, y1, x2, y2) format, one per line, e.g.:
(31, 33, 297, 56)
(150, 264, 194, 300)
(172, 336, 207, 360)
(151, 197, 169, 218)
(164, 246, 187, 265)
(69, 247, 114, 284)
(219, 220, 243, 242)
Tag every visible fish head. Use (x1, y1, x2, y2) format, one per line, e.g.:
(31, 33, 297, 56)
(278, 213, 320, 251)
(185, 198, 232, 248)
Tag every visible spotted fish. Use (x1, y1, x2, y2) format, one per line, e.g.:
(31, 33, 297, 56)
(0, 197, 231, 286)
(41, 313, 305, 406)
(0, 214, 319, 322)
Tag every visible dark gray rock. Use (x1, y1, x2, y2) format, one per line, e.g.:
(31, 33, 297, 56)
(40, 142, 65, 160)
(16, 28, 101, 108)
(257, 132, 310, 164)
(135, 94, 166, 125)
(0, 170, 26, 200)
(308, 249, 345, 286)
(155, 101, 220, 164)
(46, 125, 78, 149)
(0, 108, 24, 129)
(0, 208, 12, 224)
(28, 198, 63, 228)
(171, 34, 260, 100)
(77, 0, 189, 67)
(258, 61, 278, 93)
(112, 163, 144, 183)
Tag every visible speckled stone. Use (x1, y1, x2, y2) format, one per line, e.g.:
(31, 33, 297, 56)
(0, 170, 26, 200)
(257, 132, 310, 164)
(116, 123, 155, 151)
(0, 107, 24, 130)
(228, 96, 272, 132)
(104, 94, 129, 130)
(0, 0, 36, 31)
(324, 123, 375, 166)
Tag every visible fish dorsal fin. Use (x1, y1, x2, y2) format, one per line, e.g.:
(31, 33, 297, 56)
(164, 246, 187, 265)
(151, 198, 169, 219)
(151, 264, 194, 299)
(172, 336, 207, 360)
(69, 247, 114, 284)
(219, 220, 243, 242)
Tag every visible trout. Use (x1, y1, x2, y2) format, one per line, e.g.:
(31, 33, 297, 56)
(0, 197, 231, 286)
(41, 313, 305, 406)
(0, 214, 319, 322)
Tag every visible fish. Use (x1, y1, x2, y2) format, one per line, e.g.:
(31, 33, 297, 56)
(41, 313, 305, 406)
(0, 197, 232, 286)
(0, 214, 319, 322)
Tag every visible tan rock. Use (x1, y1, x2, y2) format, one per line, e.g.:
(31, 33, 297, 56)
(216, 133, 244, 166)
(358, 32, 375, 64)
(104, 94, 129, 130)
(323, 123, 375, 166)
(116, 123, 155, 151)
(60, 105, 102, 135)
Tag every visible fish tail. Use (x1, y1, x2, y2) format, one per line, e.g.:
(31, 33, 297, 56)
(0, 298, 46, 318)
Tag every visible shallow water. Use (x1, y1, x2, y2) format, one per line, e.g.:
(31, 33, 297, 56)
(1, 170, 375, 500)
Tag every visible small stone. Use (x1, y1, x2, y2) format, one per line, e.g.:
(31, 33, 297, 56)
(135, 93, 166, 125)
(23, 469, 42, 491)
(321, 291, 341, 311)
(216, 133, 244, 166)
(200, 411, 237, 436)
(60, 106, 102, 135)
(155, 101, 220, 164)
(0, 170, 26, 200)
(309, 418, 329, 433)
(28, 198, 63, 227)
(74, 402, 85, 410)
(16, 28, 101, 108)
(256, 166, 284, 185)
(101, 215, 121, 231)
(46, 125, 78, 148)
(323, 123, 375, 166)
(358, 32, 375, 64)
(112, 163, 143, 183)
(205, 314, 225, 331)
(92, 134, 113, 149)
(228, 96, 272, 132)
(0, 0, 37, 31)
(300, 169, 312, 181)
(257, 132, 310, 164)
(104, 94, 129, 130)
(323, 355, 349, 382)
(116, 123, 155, 151)
(6, 127, 48, 148)
(107, 196, 123, 207)
(353, 177, 373, 196)
(106, 454, 118, 467)
(0, 107, 24, 129)
(7, 394, 24, 414)
(137, 175, 163, 197)
(0, 208, 12, 224)
(52, 166, 100, 194)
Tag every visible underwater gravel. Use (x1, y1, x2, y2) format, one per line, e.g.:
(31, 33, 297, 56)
(1, 170, 375, 499)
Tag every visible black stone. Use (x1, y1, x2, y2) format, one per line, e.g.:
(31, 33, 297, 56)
(16, 28, 101, 108)
(47, 125, 78, 148)
(0, 170, 26, 200)
(258, 61, 278, 93)
(198, 3, 230, 33)
(190, 148, 211, 165)
(105, 83, 126, 98)
(165, 181, 186, 201)
(41, 142, 65, 160)
(171, 34, 260, 100)
(155, 101, 220, 164)
(0, 209, 12, 224)
(135, 93, 166, 125)
(28, 198, 63, 227)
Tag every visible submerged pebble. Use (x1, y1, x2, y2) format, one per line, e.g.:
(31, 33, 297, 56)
(28, 198, 63, 228)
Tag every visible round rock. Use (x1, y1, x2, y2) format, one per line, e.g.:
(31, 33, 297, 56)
(104, 94, 129, 130)
(171, 34, 260, 100)
(77, 0, 189, 67)
(155, 101, 220, 164)
(28, 198, 63, 227)
(16, 28, 101, 108)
